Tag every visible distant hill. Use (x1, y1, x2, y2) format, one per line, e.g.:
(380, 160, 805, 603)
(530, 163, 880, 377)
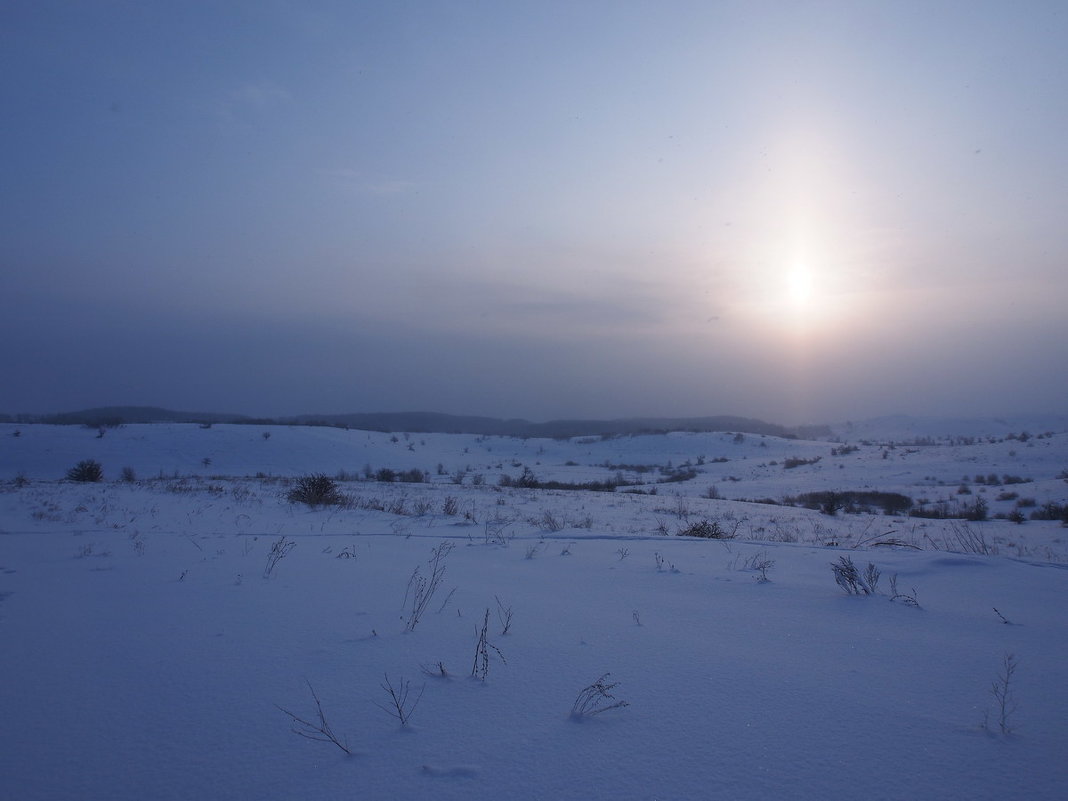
(292, 411, 528, 436)
(286, 411, 819, 438)
(829, 414, 1068, 442)
(8, 406, 825, 439)
(21, 406, 251, 426)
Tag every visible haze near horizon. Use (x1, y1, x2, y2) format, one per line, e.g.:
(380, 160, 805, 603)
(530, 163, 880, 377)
(3, 2, 1066, 424)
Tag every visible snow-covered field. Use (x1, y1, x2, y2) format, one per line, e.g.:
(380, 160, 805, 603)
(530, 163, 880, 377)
(1, 419, 1066, 799)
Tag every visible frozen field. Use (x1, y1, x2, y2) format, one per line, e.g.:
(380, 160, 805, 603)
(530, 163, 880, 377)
(1, 419, 1066, 799)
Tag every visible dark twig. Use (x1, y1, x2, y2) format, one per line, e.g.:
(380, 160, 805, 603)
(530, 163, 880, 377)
(276, 680, 351, 754)
(374, 674, 424, 726)
(472, 608, 506, 680)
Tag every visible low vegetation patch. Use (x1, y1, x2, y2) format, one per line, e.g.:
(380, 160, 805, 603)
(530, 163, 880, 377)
(287, 474, 343, 506)
(783, 456, 821, 469)
(677, 519, 736, 539)
(66, 459, 104, 482)
(784, 490, 914, 516)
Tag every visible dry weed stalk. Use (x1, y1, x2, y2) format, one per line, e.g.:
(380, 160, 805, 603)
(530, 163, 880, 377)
(276, 680, 351, 754)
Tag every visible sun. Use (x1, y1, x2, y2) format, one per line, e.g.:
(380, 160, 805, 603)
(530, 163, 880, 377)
(786, 262, 814, 309)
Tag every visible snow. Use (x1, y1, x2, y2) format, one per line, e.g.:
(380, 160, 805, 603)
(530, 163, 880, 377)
(1, 420, 1066, 799)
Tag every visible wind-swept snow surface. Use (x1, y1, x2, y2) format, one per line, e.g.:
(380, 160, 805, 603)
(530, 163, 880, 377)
(1, 421, 1065, 799)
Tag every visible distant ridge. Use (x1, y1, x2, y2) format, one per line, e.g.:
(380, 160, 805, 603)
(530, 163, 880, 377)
(5, 406, 826, 439)
(294, 411, 819, 439)
(15, 406, 251, 426)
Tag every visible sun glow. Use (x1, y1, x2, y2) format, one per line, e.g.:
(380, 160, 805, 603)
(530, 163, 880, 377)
(787, 262, 814, 308)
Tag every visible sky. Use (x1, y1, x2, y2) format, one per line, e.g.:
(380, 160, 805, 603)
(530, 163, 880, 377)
(2, 1, 1066, 425)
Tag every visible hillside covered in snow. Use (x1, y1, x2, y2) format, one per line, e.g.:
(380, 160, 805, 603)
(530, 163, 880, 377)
(1, 418, 1066, 799)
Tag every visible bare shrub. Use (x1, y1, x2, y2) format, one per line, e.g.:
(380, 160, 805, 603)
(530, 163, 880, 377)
(570, 673, 629, 718)
(742, 551, 775, 582)
(276, 680, 351, 754)
(678, 519, 734, 539)
(484, 513, 513, 545)
(783, 456, 821, 469)
(374, 674, 424, 726)
(287, 474, 342, 506)
(830, 555, 875, 595)
(66, 459, 103, 482)
(532, 509, 564, 532)
(442, 496, 459, 516)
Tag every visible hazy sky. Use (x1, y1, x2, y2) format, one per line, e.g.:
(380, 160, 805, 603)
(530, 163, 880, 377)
(3, 1, 1066, 424)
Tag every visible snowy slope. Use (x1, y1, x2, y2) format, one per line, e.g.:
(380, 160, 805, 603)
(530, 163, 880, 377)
(1, 421, 1066, 799)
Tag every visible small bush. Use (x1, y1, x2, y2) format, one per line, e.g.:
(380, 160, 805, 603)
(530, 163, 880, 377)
(963, 497, 989, 522)
(830, 556, 877, 595)
(287, 474, 343, 506)
(783, 456, 821, 469)
(66, 459, 103, 482)
(1029, 501, 1068, 524)
(677, 519, 734, 539)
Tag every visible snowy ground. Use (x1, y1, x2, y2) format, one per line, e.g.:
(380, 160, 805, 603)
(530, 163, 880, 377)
(1, 420, 1066, 799)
